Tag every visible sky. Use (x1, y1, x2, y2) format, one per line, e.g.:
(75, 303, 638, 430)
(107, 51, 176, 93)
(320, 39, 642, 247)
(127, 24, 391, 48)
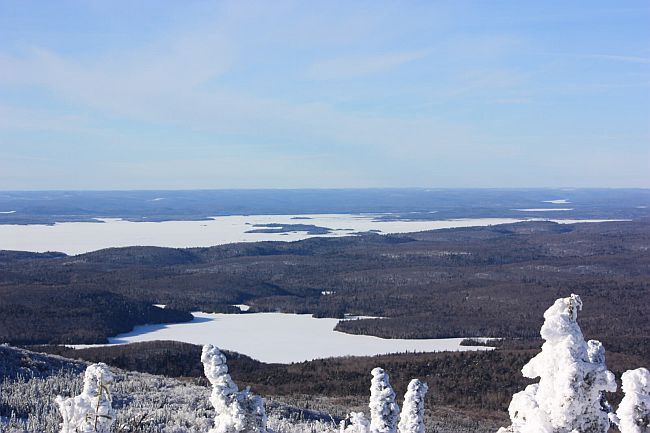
(0, 0, 649, 189)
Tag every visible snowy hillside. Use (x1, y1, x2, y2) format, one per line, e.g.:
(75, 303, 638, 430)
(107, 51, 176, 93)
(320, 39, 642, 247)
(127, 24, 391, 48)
(1, 295, 648, 433)
(0, 345, 341, 433)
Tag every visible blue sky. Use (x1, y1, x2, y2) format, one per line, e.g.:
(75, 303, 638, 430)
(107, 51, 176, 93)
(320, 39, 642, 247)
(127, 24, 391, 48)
(0, 1, 648, 189)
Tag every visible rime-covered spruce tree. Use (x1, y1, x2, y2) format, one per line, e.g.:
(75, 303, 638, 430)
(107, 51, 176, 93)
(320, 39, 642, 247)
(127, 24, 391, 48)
(397, 379, 428, 433)
(614, 368, 650, 433)
(498, 294, 616, 433)
(55, 363, 115, 433)
(344, 371, 427, 433)
(369, 367, 400, 433)
(201, 344, 267, 433)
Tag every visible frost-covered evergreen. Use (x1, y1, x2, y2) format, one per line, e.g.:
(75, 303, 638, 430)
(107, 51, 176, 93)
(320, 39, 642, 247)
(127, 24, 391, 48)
(369, 368, 400, 433)
(498, 294, 616, 433)
(201, 344, 267, 433)
(397, 379, 428, 433)
(55, 363, 115, 433)
(615, 368, 650, 433)
(340, 412, 370, 433)
(344, 372, 426, 433)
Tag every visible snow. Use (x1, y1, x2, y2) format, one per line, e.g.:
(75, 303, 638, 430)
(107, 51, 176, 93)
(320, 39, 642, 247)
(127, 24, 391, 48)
(615, 368, 650, 433)
(341, 412, 370, 433)
(542, 200, 571, 204)
(369, 368, 399, 433)
(498, 294, 617, 433)
(55, 363, 115, 433)
(0, 214, 625, 255)
(514, 208, 574, 212)
(0, 210, 16, 214)
(397, 379, 427, 433)
(75, 311, 492, 364)
(202, 345, 267, 433)
(232, 304, 250, 312)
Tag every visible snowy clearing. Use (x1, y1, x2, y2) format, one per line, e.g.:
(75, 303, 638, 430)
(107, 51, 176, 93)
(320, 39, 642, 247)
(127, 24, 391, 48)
(74, 311, 492, 363)
(0, 214, 623, 255)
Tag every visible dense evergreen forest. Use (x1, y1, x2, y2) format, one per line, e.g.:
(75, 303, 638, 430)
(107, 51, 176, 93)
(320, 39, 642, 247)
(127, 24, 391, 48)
(1, 220, 649, 364)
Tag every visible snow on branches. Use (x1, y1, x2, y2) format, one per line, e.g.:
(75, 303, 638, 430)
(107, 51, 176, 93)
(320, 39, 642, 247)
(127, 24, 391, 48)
(614, 368, 650, 433)
(369, 367, 400, 433)
(398, 379, 428, 433)
(498, 294, 617, 433)
(340, 368, 427, 433)
(340, 412, 370, 433)
(55, 363, 115, 433)
(201, 344, 267, 433)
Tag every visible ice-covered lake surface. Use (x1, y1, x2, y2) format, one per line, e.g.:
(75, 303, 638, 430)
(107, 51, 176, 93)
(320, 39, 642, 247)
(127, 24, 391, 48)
(84, 311, 493, 363)
(515, 208, 574, 212)
(0, 214, 621, 255)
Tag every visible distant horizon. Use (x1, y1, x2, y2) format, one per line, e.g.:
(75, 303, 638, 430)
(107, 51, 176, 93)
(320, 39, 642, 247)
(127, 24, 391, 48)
(1, 186, 650, 192)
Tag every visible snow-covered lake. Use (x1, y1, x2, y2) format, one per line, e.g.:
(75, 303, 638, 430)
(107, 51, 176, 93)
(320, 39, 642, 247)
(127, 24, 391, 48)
(0, 214, 621, 255)
(83, 311, 493, 363)
(515, 208, 573, 212)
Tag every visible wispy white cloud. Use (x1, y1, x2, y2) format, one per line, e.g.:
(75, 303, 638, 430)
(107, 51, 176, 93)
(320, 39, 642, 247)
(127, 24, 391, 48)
(0, 39, 470, 159)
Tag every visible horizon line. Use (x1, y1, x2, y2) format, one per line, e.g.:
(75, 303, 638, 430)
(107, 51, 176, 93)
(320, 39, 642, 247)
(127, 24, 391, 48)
(1, 186, 650, 193)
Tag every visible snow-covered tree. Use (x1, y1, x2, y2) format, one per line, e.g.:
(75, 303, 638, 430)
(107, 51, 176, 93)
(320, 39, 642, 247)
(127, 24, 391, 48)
(369, 367, 400, 433)
(498, 294, 616, 433)
(340, 412, 370, 433)
(397, 379, 428, 433)
(615, 368, 650, 433)
(55, 363, 115, 433)
(201, 344, 267, 433)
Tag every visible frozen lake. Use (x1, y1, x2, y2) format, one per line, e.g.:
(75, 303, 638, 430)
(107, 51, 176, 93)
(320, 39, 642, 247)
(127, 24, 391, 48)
(86, 311, 493, 363)
(0, 214, 619, 255)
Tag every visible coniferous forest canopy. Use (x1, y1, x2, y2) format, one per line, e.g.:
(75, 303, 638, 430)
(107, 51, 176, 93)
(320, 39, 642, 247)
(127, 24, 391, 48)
(1, 219, 649, 364)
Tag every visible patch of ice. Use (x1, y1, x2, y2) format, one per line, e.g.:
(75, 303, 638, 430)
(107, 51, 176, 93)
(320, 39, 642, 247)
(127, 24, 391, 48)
(514, 208, 573, 212)
(0, 210, 16, 214)
(0, 214, 624, 255)
(342, 314, 385, 320)
(76, 311, 492, 363)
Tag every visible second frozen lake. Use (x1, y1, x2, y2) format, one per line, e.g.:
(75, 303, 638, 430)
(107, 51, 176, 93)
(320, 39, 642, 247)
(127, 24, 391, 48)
(96, 311, 493, 363)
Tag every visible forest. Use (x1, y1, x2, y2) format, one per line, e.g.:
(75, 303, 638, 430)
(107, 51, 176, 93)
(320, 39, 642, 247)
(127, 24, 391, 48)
(1, 220, 649, 366)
